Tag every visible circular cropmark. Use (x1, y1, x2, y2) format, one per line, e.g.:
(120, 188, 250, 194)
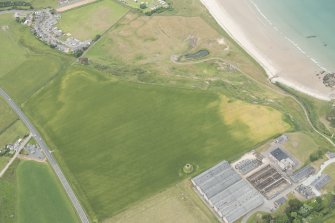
(183, 163, 194, 174)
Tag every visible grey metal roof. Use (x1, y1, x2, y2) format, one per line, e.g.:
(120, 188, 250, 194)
(290, 165, 315, 183)
(192, 161, 264, 223)
(270, 148, 289, 161)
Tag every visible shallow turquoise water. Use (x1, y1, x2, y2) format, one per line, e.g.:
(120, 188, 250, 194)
(252, 0, 335, 72)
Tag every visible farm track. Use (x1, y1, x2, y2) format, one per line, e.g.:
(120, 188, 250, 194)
(56, 0, 97, 12)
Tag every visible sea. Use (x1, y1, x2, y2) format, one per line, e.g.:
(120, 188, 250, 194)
(251, 0, 335, 73)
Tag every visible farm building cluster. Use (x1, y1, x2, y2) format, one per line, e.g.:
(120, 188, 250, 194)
(118, 0, 169, 13)
(192, 135, 335, 223)
(23, 9, 90, 53)
(20, 143, 46, 162)
(0, 138, 23, 157)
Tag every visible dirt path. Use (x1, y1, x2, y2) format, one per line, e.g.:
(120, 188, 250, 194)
(0, 134, 31, 178)
(56, 0, 97, 12)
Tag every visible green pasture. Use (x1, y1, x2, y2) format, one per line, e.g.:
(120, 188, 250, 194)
(0, 160, 18, 223)
(0, 0, 57, 8)
(0, 156, 10, 170)
(58, 0, 128, 40)
(16, 161, 80, 223)
(24, 66, 290, 220)
(283, 132, 320, 165)
(0, 121, 27, 148)
(0, 55, 64, 104)
(0, 97, 18, 133)
(0, 14, 27, 76)
(0, 14, 73, 104)
(29, 0, 57, 8)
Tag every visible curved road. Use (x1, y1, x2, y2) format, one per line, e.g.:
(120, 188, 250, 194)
(0, 88, 89, 223)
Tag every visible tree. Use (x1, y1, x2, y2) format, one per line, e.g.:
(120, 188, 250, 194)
(74, 50, 83, 58)
(288, 199, 303, 212)
(273, 215, 289, 223)
(262, 214, 272, 223)
(290, 211, 298, 219)
(93, 34, 101, 42)
(309, 150, 323, 162)
(140, 2, 147, 9)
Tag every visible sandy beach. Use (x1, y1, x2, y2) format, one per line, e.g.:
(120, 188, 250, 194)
(201, 0, 335, 101)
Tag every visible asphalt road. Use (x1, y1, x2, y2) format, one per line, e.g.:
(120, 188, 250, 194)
(0, 88, 90, 223)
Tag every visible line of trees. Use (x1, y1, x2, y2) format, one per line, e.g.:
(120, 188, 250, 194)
(0, 1, 31, 8)
(261, 194, 335, 223)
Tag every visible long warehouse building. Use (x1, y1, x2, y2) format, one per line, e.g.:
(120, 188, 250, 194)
(192, 161, 264, 223)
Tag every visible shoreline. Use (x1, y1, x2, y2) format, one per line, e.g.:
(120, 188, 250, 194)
(201, 0, 334, 101)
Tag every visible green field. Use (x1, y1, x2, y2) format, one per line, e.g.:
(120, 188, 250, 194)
(0, 55, 65, 104)
(0, 156, 10, 170)
(29, 0, 57, 8)
(0, 14, 73, 104)
(16, 161, 80, 223)
(58, 0, 128, 40)
(0, 92, 27, 148)
(1, 1, 333, 222)
(322, 164, 335, 193)
(0, 0, 57, 8)
(0, 97, 18, 133)
(0, 160, 18, 223)
(0, 15, 27, 77)
(24, 66, 290, 220)
(0, 160, 79, 223)
(0, 121, 27, 148)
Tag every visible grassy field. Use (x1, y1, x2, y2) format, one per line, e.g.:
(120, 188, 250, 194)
(107, 180, 218, 223)
(16, 161, 80, 223)
(0, 15, 27, 77)
(0, 0, 57, 8)
(86, 14, 229, 74)
(58, 0, 128, 40)
(0, 120, 27, 149)
(0, 156, 10, 170)
(29, 0, 57, 8)
(0, 14, 73, 104)
(24, 66, 290, 220)
(0, 160, 18, 223)
(257, 132, 321, 167)
(246, 212, 268, 223)
(283, 132, 321, 165)
(0, 1, 331, 222)
(322, 163, 335, 193)
(219, 95, 291, 142)
(0, 160, 80, 223)
(0, 55, 65, 104)
(0, 97, 18, 133)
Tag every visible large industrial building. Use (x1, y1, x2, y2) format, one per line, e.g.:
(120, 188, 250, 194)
(192, 161, 264, 223)
(270, 148, 296, 172)
(191, 135, 332, 223)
